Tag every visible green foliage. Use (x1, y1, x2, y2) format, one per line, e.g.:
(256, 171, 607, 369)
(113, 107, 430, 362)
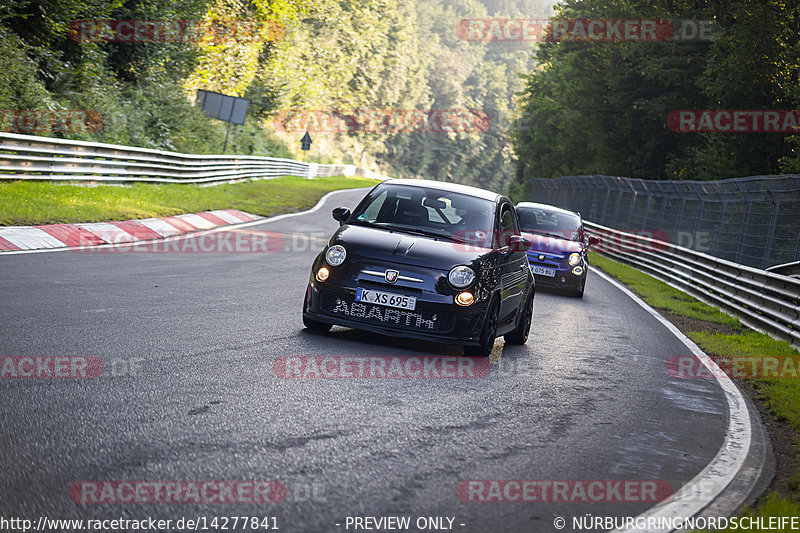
(0, 0, 552, 190)
(254, 0, 549, 192)
(0, 0, 292, 157)
(0, 28, 58, 110)
(511, 0, 800, 187)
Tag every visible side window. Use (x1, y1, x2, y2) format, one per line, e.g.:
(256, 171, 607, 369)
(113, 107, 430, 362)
(499, 204, 516, 247)
(509, 207, 520, 234)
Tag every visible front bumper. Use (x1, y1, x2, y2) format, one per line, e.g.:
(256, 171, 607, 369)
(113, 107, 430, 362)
(530, 269, 585, 290)
(304, 280, 490, 345)
(526, 253, 586, 290)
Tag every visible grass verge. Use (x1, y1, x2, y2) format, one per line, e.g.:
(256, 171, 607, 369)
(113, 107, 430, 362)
(0, 176, 381, 225)
(589, 252, 800, 528)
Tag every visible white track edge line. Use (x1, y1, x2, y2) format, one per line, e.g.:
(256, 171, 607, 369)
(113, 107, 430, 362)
(591, 268, 752, 533)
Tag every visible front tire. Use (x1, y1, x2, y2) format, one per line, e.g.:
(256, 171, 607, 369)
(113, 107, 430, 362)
(505, 290, 534, 345)
(573, 282, 585, 298)
(302, 295, 332, 332)
(464, 298, 498, 357)
(303, 315, 332, 332)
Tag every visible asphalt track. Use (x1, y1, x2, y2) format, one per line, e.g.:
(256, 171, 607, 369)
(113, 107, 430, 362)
(0, 188, 744, 532)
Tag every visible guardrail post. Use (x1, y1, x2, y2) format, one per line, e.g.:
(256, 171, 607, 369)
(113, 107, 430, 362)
(795, 232, 800, 262)
(641, 188, 652, 229)
(734, 182, 753, 264)
(655, 183, 669, 233)
(599, 176, 611, 224)
(762, 184, 781, 269)
(623, 180, 637, 230)
(691, 184, 705, 252)
(612, 180, 624, 229)
(711, 200, 727, 257)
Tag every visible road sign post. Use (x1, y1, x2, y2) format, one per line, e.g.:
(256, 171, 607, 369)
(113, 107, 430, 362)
(300, 131, 312, 163)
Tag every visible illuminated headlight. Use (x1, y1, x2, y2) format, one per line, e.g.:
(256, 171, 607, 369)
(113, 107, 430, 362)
(568, 252, 582, 266)
(316, 267, 330, 282)
(572, 266, 584, 276)
(448, 266, 475, 288)
(325, 245, 347, 266)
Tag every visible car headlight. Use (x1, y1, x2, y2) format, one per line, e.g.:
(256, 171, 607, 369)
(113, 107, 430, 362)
(325, 245, 347, 266)
(568, 252, 581, 266)
(448, 265, 475, 288)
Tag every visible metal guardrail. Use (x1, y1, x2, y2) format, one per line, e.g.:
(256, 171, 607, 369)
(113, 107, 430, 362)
(766, 261, 800, 280)
(586, 221, 800, 348)
(0, 132, 390, 184)
(529, 174, 800, 270)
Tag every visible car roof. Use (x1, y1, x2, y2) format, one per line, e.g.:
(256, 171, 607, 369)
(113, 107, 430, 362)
(381, 179, 502, 202)
(516, 201, 581, 218)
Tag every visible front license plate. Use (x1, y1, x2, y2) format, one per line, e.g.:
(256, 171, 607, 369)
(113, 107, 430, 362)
(356, 288, 416, 310)
(531, 266, 556, 277)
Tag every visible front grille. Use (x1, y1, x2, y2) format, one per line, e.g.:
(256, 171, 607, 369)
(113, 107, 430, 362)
(527, 253, 562, 268)
(320, 291, 455, 333)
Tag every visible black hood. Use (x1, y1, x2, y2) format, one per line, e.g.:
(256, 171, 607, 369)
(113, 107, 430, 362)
(331, 225, 489, 270)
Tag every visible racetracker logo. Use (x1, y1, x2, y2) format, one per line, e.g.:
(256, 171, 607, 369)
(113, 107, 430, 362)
(0, 110, 103, 134)
(273, 356, 490, 379)
(69, 481, 287, 504)
(667, 355, 800, 379)
(667, 110, 800, 133)
(271, 109, 490, 134)
(456, 480, 674, 502)
(456, 19, 713, 42)
(68, 19, 285, 43)
(1, 356, 104, 379)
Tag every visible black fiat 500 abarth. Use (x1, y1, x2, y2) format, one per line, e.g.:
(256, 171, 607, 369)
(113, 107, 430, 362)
(302, 179, 535, 356)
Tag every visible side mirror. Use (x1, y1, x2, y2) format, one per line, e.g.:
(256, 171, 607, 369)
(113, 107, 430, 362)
(332, 207, 351, 226)
(507, 235, 532, 252)
(588, 235, 599, 247)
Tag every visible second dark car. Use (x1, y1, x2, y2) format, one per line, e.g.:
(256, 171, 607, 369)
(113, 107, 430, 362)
(303, 179, 535, 356)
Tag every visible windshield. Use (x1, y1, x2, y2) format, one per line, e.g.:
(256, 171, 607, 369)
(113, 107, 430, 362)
(349, 184, 495, 246)
(517, 206, 582, 242)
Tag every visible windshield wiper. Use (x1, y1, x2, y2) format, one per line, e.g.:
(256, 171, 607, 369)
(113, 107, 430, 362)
(393, 227, 455, 241)
(527, 231, 571, 240)
(396, 227, 441, 239)
(350, 219, 382, 229)
(353, 220, 461, 242)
